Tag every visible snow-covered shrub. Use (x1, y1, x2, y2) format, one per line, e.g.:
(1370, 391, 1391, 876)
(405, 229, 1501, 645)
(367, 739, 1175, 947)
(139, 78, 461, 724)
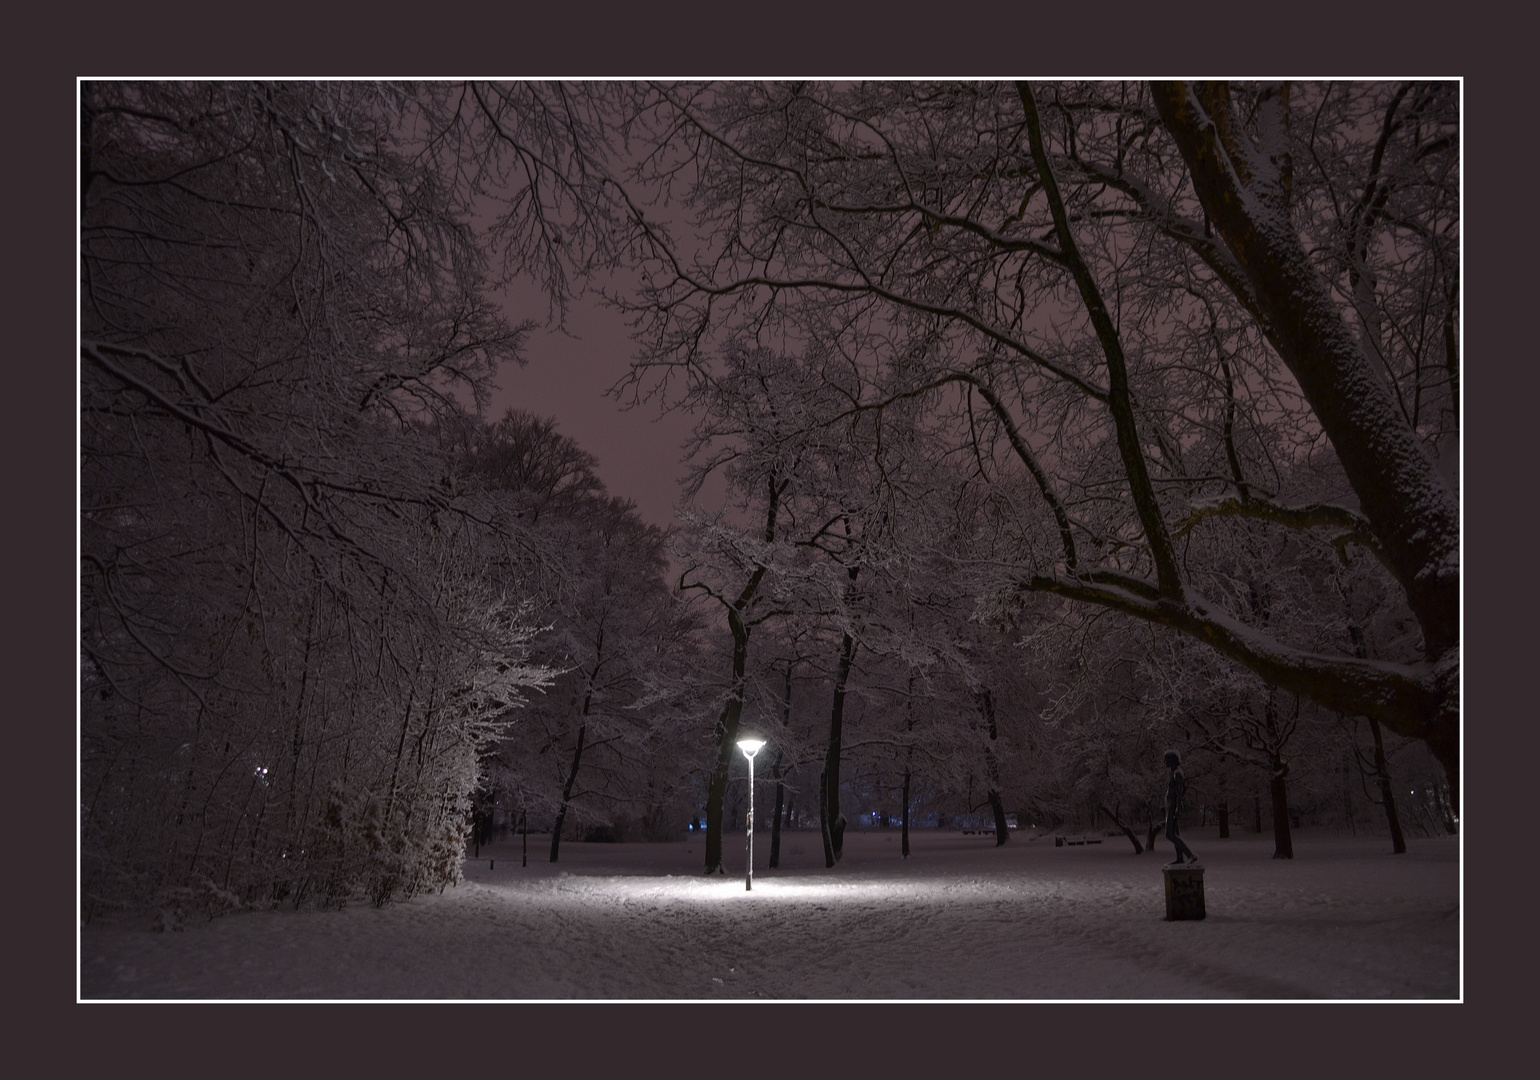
(80, 82, 552, 919)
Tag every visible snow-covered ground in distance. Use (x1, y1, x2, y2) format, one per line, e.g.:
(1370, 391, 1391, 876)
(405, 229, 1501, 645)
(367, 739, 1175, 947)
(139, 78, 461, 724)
(79, 827, 1459, 1001)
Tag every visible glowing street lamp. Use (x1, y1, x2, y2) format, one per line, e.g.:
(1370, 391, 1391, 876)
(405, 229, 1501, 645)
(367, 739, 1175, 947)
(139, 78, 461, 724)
(737, 737, 766, 891)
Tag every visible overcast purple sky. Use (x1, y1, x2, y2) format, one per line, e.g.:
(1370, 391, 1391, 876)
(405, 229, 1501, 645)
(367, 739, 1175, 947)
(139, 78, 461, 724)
(490, 284, 707, 529)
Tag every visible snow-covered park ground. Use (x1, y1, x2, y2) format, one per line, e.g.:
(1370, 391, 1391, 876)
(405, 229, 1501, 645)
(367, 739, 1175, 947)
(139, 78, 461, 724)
(79, 827, 1458, 1001)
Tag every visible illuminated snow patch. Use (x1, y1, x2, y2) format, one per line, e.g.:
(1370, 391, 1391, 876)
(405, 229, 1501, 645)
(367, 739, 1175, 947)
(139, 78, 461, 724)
(539, 874, 1033, 906)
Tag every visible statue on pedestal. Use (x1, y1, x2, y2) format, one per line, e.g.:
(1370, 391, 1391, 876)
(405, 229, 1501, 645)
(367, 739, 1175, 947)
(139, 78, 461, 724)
(1164, 750, 1198, 865)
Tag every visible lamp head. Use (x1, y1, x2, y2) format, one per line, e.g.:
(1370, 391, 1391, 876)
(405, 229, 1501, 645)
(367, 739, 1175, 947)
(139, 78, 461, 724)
(737, 737, 766, 759)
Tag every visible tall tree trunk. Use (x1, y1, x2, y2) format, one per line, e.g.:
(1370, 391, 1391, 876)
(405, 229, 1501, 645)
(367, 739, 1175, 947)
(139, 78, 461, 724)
(978, 689, 1009, 846)
(698, 475, 782, 874)
(1343, 752, 1357, 836)
(383, 691, 417, 828)
(821, 601, 858, 867)
(1217, 800, 1230, 838)
(549, 674, 597, 863)
(988, 792, 1010, 846)
(283, 600, 319, 854)
(768, 752, 786, 870)
(819, 770, 835, 868)
(703, 620, 748, 874)
(769, 659, 793, 869)
(1349, 626, 1407, 854)
(548, 720, 587, 863)
(901, 670, 915, 859)
(1269, 756, 1294, 859)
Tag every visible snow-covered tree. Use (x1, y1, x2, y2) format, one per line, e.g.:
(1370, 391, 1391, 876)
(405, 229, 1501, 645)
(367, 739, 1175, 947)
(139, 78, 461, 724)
(80, 83, 553, 916)
(444, 409, 708, 854)
(673, 488, 803, 874)
(596, 80, 1459, 796)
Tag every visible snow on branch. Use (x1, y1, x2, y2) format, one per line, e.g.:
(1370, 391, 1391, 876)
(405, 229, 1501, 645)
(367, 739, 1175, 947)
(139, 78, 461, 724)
(1176, 495, 1385, 565)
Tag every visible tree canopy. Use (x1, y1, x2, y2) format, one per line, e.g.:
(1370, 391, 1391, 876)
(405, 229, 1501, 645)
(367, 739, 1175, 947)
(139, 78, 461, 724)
(80, 80, 1459, 914)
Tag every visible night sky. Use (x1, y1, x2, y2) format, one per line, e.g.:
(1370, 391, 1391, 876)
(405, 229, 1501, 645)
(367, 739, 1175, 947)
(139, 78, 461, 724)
(493, 279, 704, 530)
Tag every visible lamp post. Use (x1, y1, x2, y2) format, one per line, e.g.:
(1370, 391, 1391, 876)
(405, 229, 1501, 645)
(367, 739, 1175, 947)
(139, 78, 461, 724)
(738, 737, 766, 890)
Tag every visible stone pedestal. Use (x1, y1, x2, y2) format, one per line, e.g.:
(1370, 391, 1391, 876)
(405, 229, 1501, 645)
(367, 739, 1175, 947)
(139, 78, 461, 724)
(1163, 865, 1205, 920)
